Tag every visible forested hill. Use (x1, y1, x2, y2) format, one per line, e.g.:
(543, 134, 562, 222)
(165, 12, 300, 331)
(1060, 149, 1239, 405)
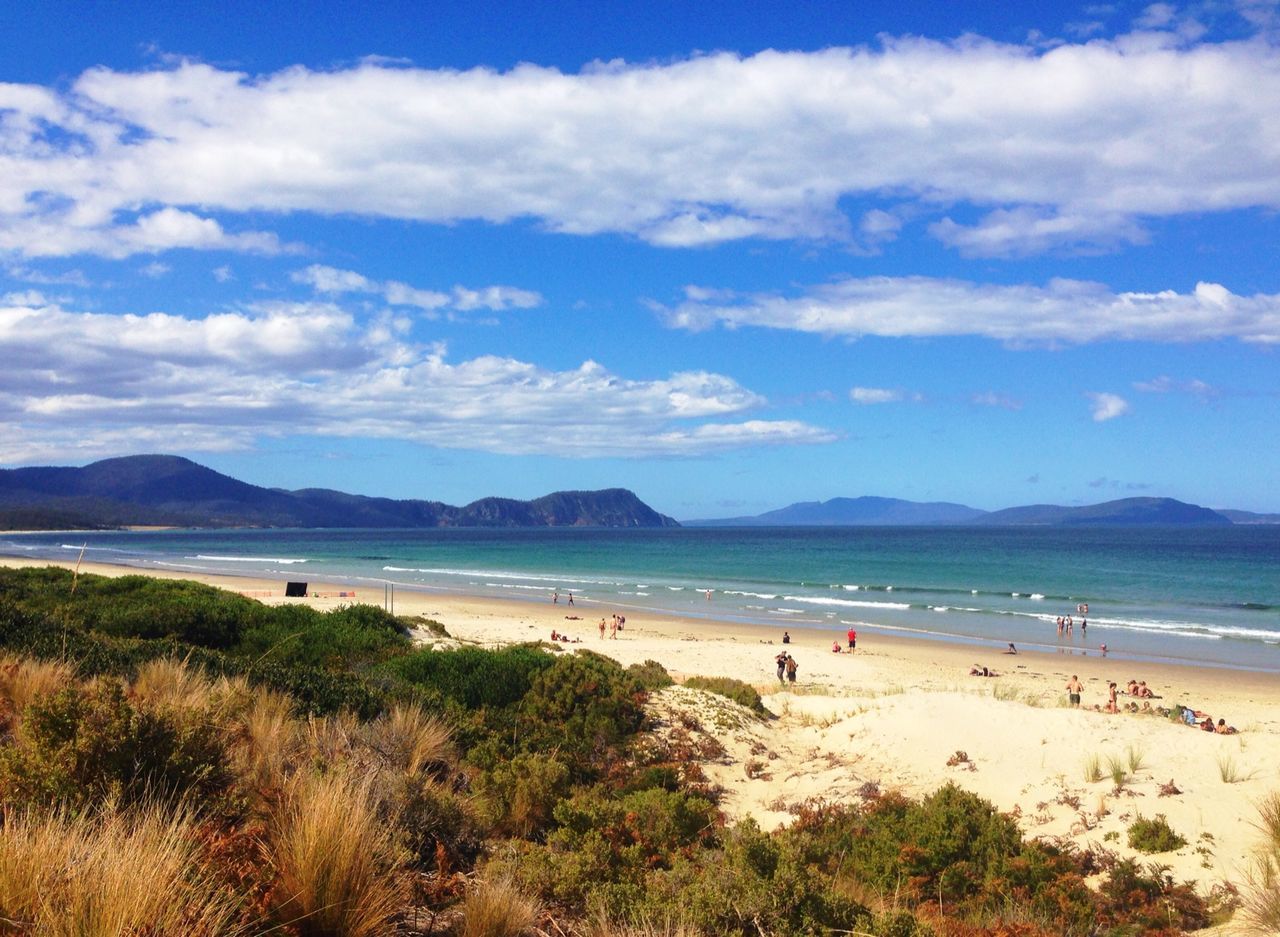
(0, 455, 679, 530)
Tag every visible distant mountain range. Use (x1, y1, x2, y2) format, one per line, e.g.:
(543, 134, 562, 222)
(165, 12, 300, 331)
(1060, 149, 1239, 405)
(688, 495, 1264, 527)
(0, 455, 679, 530)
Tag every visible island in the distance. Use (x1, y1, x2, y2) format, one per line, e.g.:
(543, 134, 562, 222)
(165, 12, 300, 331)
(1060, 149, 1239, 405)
(2, 456, 1270, 530)
(686, 495, 1253, 527)
(0, 455, 679, 530)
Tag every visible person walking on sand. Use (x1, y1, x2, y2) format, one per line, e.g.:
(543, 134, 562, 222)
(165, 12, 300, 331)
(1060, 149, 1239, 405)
(598, 617, 607, 639)
(1066, 674, 1082, 707)
(568, 592, 574, 606)
(609, 615, 618, 639)
(785, 655, 798, 684)
(847, 626, 857, 652)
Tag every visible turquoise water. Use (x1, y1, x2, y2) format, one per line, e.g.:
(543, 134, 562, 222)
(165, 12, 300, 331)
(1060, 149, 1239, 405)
(3, 526, 1279, 672)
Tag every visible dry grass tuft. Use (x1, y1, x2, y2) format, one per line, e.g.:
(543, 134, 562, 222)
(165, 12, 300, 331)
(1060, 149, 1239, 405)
(0, 654, 74, 714)
(0, 804, 246, 936)
(212, 677, 301, 795)
(366, 704, 453, 776)
(1242, 791, 1280, 932)
(459, 876, 542, 937)
(269, 769, 408, 937)
(130, 656, 216, 712)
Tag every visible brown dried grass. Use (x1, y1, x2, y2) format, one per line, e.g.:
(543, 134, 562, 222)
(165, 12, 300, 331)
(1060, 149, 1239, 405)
(0, 804, 247, 936)
(268, 769, 408, 937)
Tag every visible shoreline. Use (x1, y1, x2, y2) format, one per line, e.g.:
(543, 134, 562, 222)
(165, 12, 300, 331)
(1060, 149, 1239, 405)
(4, 555, 1280, 905)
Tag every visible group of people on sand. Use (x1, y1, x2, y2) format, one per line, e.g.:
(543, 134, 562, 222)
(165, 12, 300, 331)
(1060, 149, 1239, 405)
(548, 629, 581, 644)
(775, 649, 798, 683)
(597, 613, 625, 639)
(831, 626, 857, 654)
(1175, 704, 1237, 734)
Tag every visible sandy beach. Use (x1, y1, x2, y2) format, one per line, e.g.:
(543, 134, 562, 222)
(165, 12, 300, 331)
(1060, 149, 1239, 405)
(5, 555, 1278, 909)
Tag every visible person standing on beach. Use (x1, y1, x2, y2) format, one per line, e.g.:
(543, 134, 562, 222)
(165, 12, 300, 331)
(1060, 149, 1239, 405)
(553, 590, 559, 604)
(785, 655, 798, 683)
(568, 592, 574, 606)
(609, 615, 618, 639)
(599, 618, 607, 639)
(775, 651, 788, 683)
(1066, 675, 1082, 707)
(847, 626, 857, 652)
(1106, 681, 1119, 713)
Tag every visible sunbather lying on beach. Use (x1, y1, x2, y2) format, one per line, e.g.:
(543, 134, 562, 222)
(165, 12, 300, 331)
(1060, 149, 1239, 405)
(1216, 718, 1238, 734)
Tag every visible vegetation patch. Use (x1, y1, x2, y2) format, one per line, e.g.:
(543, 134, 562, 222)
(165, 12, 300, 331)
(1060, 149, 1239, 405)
(681, 675, 767, 715)
(1127, 814, 1188, 853)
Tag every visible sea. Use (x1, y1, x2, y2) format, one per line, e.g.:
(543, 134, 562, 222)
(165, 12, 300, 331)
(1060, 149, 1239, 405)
(2, 526, 1278, 673)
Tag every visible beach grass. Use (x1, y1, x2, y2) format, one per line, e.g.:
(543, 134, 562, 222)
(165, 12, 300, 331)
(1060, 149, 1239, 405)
(1106, 755, 1129, 790)
(1125, 743, 1147, 774)
(0, 804, 247, 936)
(269, 770, 407, 937)
(1243, 792, 1280, 931)
(1083, 752, 1103, 783)
(459, 877, 542, 937)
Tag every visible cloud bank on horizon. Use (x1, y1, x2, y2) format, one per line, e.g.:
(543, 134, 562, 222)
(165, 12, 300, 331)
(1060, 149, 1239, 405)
(2, 1, 1278, 512)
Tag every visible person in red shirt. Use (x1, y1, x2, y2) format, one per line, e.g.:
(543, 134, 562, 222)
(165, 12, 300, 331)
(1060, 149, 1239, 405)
(846, 627, 857, 652)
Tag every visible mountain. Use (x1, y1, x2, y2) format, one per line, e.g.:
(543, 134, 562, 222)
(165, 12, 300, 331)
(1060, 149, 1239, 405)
(688, 495, 1236, 527)
(686, 496, 986, 526)
(0, 455, 679, 529)
(1217, 509, 1280, 525)
(973, 497, 1231, 527)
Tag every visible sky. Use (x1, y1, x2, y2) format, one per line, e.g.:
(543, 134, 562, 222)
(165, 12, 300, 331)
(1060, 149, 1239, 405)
(2, 0, 1278, 519)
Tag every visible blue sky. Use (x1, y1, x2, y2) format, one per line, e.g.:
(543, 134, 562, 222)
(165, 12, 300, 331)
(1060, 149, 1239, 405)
(2, 0, 1278, 518)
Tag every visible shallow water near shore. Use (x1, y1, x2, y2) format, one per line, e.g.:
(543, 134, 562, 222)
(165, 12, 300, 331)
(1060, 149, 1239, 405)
(4, 525, 1279, 671)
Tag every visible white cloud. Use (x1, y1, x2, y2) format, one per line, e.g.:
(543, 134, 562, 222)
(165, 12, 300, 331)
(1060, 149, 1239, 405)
(292, 264, 541, 314)
(971, 391, 1022, 410)
(657, 277, 1280, 345)
(1086, 391, 1131, 421)
(139, 261, 171, 279)
(212, 265, 234, 282)
(1133, 375, 1218, 397)
(0, 37, 1278, 255)
(0, 298, 834, 462)
(850, 386, 905, 404)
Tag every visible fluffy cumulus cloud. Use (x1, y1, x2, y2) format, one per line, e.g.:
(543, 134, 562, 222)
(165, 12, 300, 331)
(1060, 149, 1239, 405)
(1, 35, 1280, 256)
(1086, 392, 1131, 421)
(658, 277, 1280, 345)
(0, 297, 834, 463)
(292, 265, 542, 314)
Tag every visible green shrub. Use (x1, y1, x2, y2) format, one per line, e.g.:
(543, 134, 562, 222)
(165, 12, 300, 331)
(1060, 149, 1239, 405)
(627, 659, 674, 691)
(516, 651, 646, 779)
(1127, 814, 1187, 853)
(1096, 859, 1209, 931)
(0, 568, 256, 648)
(474, 752, 571, 839)
(0, 599, 386, 718)
(393, 777, 484, 869)
(682, 676, 766, 714)
(0, 679, 232, 810)
(387, 644, 554, 710)
(234, 602, 408, 670)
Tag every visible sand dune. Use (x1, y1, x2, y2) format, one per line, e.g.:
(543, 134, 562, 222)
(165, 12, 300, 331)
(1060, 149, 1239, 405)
(6, 556, 1278, 908)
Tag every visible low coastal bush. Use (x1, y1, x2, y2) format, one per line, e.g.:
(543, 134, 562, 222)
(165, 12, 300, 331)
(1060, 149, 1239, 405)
(0, 679, 233, 810)
(234, 601, 409, 670)
(387, 644, 554, 710)
(1127, 813, 1188, 853)
(628, 658, 675, 690)
(515, 651, 647, 779)
(682, 675, 766, 715)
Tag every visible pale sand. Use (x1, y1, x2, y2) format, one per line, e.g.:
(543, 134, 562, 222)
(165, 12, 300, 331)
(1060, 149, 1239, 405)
(6, 556, 1279, 906)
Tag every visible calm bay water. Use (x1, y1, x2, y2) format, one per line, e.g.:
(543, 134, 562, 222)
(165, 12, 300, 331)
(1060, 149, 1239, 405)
(3, 526, 1278, 672)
